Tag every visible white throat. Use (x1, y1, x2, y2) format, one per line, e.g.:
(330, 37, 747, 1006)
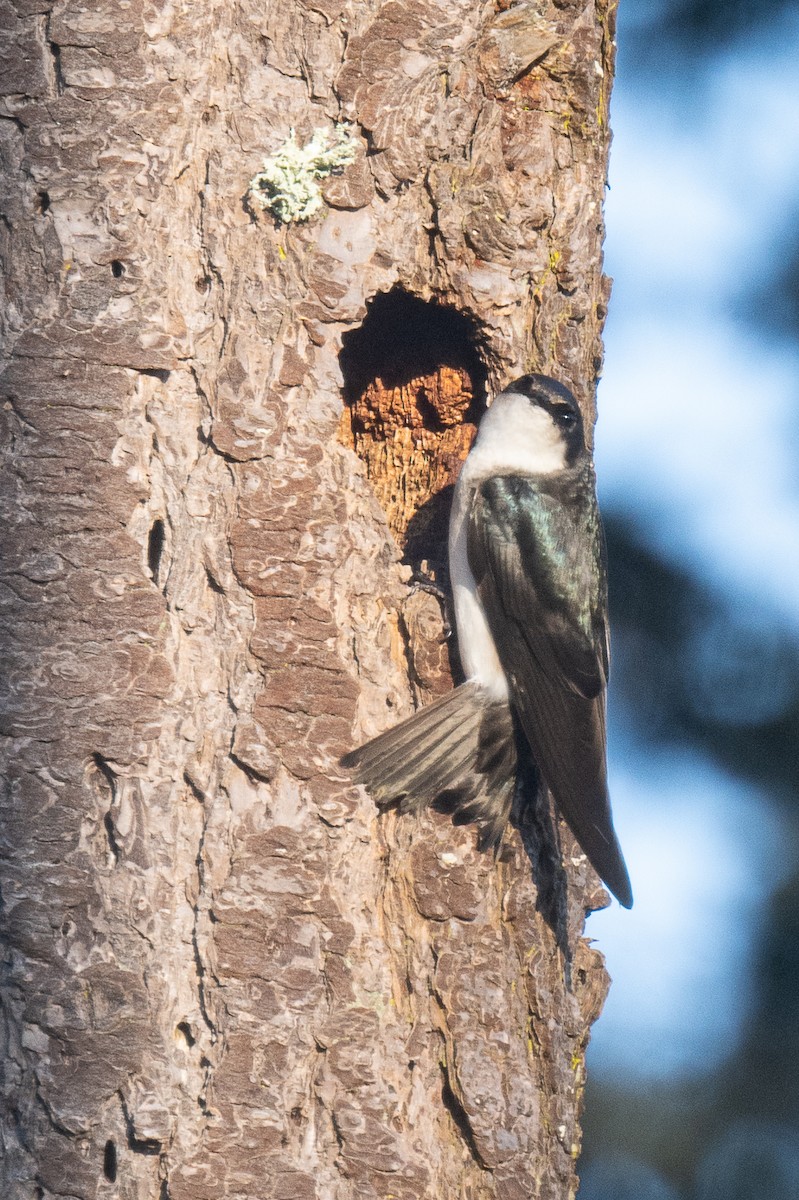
(463, 391, 567, 482)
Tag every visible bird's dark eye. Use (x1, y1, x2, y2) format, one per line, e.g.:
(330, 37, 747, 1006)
(557, 409, 577, 427)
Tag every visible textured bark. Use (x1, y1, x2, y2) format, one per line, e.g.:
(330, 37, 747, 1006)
(0, 1, 616, 1198)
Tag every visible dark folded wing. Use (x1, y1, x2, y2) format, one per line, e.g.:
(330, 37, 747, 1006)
(467, 474, 632, 907)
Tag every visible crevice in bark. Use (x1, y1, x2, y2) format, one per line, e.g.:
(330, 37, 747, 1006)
(177, 748, 220, 1088)
(198, 157, 229, 357)
(147, 519, 166, 587)
(440, 1063, 486, 1170)
(90, 754, 120, 864)
(103, 1139, 117, 1182)
(330, 1106, 347, 1157)
(191, 814, 219, 1050)
(422, 170, 444, 264)
(188, 367, 217, 446)
(229, 749, 273, 784)
(103, 812, 121, 864)
(4, 391, 38, 437)
(137, 368, 171, 382)
(197, 1057, 214, 1119)
(204, 566, 225, 595)
(120, 1095, 162, 1156)
(48, 44, 64, 95)
(201, 427, 246, 464)
(183, 771, 206, 803)
(44, 15, 65, 97)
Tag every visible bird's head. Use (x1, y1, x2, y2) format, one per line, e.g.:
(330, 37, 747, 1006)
(476, 374, 587, 474)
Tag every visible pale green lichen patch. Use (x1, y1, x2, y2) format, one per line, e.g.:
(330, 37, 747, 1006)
(249, 125, 357, 224)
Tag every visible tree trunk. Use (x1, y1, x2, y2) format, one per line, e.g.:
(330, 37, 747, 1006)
(0, 1, 617, 1197)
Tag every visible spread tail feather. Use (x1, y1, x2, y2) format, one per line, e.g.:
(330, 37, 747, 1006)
(341, 682, 518, 850)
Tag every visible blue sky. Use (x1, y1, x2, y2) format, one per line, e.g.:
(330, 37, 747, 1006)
(586, 5, 799, 1084)
(596, 11, 799, 626)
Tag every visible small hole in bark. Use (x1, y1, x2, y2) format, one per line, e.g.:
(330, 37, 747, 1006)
(148, 519, 165, 584)
(91, 755, 120, 864)
(111, 260, 125, 278)
(103, 1139, 118, 1182)
(338, 289, 487, 580)
(36, 191, 51, 214)
(177, 1021, 196, 1046)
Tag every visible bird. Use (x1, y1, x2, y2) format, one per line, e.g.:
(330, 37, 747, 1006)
(342, 373, 633, 909)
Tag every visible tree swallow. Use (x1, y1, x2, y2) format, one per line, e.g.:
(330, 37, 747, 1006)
(343, 374, 633, 909)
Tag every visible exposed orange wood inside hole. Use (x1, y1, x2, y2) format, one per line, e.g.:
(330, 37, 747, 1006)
(339, 364, 477, 570)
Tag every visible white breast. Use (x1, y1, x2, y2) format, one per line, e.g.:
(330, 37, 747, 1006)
(449, 474, 509, 698)
(447, 391, 566, 698)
